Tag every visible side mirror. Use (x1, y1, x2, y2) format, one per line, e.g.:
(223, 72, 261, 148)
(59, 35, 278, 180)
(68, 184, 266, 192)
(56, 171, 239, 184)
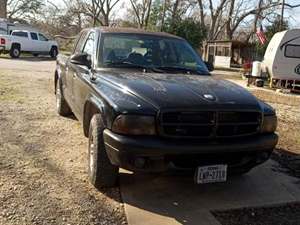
(70, 53, 92, 69)
(204, 61, 214, 72)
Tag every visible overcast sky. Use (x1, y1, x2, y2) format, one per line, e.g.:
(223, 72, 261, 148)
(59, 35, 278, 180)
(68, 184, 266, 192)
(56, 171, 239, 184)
(48, 0, 300, 28)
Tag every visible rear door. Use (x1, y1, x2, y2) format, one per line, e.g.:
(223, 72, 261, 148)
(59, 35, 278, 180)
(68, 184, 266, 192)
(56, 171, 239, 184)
(12, 31, 31, 51)
(71, 31, 96, 116)
(63, 31, 88, 110)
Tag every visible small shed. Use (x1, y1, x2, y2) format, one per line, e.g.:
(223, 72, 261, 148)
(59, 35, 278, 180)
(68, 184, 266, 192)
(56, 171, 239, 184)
(202, 40, 254, 68)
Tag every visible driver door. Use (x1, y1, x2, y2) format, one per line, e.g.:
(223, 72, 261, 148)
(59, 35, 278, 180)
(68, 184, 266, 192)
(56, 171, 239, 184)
(70, 31, 95, 117)
(38, 33, 50, 52)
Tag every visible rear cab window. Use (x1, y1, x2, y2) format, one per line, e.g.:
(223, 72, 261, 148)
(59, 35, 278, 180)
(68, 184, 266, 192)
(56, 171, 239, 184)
(12, 31, 28, 38)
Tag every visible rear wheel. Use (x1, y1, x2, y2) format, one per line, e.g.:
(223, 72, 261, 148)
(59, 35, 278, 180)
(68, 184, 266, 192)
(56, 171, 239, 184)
(10, 44, 21, 58)
(88, 114, 119, 188)
(56, 79, 72, 116)
(50, 46, 58, 59)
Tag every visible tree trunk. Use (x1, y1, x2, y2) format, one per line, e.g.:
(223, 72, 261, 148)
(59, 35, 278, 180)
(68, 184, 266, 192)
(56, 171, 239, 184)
(224, 0, 235, 40)
(144, 0, 152, 29)
(0, 0, 8, 18)
(197, 0, 205, 27)
(160, 0, 167, 31)
(170, 0, 180, 31)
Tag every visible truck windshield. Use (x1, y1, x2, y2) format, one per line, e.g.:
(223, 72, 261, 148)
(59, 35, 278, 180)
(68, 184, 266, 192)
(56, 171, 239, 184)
(98, 34, 210, 75)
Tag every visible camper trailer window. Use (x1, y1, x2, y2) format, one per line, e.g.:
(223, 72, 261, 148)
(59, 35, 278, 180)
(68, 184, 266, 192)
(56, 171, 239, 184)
(285, 44, 300, 58)
(12, 31, 28, 38)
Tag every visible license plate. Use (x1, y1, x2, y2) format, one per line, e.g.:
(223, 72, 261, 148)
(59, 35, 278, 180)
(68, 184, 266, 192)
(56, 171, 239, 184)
(195, 164, 227, 184)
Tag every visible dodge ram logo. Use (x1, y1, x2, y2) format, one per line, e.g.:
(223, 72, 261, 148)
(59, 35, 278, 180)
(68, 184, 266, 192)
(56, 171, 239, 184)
(295, 64, 300, 75)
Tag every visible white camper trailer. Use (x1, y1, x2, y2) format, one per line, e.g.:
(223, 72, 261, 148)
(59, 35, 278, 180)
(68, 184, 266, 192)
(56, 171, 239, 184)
(0, 18, 38, 35)
(263, 29, 300, 91)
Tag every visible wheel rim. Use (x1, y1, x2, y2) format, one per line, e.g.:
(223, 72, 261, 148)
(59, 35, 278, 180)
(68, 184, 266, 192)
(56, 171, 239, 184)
(14, 49, 19, 56)
(52, 49, 57, 57)
(89, 134, 95, 174)
(56, 84, 61, 109)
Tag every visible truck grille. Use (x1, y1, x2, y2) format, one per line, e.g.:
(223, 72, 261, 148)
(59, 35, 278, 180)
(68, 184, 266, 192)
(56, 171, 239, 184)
(159, 111, 261, 138)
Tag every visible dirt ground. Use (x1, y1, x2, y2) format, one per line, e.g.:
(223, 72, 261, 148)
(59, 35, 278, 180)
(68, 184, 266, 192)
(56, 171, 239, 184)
(0, 57, 126, 225)
(0, 57, 300, 225)
(249, 89, 300, 154)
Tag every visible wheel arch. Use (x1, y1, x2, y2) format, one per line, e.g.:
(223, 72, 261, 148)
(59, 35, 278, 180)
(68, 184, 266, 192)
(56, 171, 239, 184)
(11, 42, 21, 49)
(54, 70, 59, 94)
(83, 97, 106, 137)
(51, 45, 58, 51)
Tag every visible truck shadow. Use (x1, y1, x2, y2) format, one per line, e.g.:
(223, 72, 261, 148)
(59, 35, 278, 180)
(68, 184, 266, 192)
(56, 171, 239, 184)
(0, 55, 55, 61)
(119, 160, 300, 225)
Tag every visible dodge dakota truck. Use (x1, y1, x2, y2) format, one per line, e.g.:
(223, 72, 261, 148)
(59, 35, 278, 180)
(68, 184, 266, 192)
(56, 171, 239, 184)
(55, 27, 278, 188)
(0, 30, 58, 58)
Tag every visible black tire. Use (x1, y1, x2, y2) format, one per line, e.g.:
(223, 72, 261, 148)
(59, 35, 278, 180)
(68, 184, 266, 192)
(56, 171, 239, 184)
(10, 44, 21, 58)
(88, 114, 119, 188)
(50, 46, 58, 59)
(56, 79, 72, 116)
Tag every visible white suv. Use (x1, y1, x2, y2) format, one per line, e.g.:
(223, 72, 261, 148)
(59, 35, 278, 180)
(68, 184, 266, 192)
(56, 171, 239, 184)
(0, 30, 58, 59)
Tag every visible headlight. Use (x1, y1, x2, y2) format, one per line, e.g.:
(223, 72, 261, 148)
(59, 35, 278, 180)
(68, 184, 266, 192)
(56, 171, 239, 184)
(260, 101, 277, 133)
(112, 115, 156, 135)
(261, 115, 277, 133)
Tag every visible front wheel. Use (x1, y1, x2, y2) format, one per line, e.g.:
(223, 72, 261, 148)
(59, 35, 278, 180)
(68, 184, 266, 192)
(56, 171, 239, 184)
(88, 114, 119, 188)
(50, 47, 58, 59)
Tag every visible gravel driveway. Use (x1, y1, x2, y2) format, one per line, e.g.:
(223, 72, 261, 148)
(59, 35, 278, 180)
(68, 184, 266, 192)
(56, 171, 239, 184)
(1, 57, 299, 225)
(0, 57, 127, 225)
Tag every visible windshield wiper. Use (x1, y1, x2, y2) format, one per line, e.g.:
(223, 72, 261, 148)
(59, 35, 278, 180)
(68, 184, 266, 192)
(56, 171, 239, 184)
(105, 61, 147, 69)
(154, 66, 208, 75)
(104, 61, 164, 73)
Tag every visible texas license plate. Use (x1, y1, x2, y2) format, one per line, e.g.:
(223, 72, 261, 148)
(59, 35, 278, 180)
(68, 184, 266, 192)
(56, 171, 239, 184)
(195, 164, 227, 184)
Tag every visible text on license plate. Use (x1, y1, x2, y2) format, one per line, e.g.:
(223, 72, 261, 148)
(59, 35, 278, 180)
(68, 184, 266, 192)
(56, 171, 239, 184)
(196, 164, 227, 184)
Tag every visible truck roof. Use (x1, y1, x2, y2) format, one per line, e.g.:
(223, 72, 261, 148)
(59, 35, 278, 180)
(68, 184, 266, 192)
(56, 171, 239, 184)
(92, 27, 184, 40)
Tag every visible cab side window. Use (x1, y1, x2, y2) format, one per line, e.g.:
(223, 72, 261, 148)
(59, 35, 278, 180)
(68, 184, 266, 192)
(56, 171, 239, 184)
(38, 33, 48, 41)
(73, 31, 88, 54)
(82, 32, 95, 56)
(30, 33, 38, 40)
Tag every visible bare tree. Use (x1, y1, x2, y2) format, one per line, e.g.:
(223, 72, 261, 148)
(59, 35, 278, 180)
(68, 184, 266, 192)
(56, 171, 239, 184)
(3, 0, 43, 19)
(129, 0, 153, 29)
(92, 0, 121, 26)
(206, 0, 228, 40)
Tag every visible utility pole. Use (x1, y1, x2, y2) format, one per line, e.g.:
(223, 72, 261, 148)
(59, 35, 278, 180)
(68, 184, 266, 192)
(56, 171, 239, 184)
(280, 0, 285, 31)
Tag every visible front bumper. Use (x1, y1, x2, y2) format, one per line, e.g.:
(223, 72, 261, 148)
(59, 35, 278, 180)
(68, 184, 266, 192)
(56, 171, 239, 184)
(103, 129, 278, 172)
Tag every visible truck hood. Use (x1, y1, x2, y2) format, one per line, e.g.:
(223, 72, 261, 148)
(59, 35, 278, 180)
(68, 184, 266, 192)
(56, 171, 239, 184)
(98, 71, 261, 111)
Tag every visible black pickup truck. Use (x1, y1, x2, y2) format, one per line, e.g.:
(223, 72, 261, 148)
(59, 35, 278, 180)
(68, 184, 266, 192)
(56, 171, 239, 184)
(55, 27, 278, 188)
